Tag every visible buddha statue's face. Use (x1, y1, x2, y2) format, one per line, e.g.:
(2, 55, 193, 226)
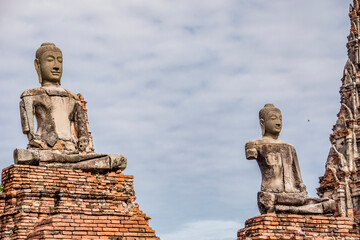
(262, 110, 282, 137)
(35, 50, 63, 85)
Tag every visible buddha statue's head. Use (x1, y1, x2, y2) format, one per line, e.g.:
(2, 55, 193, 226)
(259, 103, 282, 138)
(34, 43, 63, 86)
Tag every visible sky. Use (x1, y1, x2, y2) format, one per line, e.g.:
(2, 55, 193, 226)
(0, 0, 353, 239)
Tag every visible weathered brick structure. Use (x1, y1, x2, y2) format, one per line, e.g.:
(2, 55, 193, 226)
(317, 0, 360, 219)
(0, 165, 158, 240)
(238, 1, 360, 238)
(238, 214, 360, 239)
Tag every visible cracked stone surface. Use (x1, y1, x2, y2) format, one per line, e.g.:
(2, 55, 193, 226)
(14, 42, 127, 173)
(246, 104, 334, 214)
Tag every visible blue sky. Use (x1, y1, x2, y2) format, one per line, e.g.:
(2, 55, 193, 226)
(0, 1, 352, 239)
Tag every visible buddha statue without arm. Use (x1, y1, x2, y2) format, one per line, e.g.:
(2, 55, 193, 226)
(14, 43, 126, 173)
(245, 104, 335, 214)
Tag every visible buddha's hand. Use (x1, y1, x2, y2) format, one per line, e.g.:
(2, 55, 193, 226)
(299, 183, 307, 192)
(27, 132, 37, 141)
(78, 137, 89, 152)
(28, 133, 48, 149)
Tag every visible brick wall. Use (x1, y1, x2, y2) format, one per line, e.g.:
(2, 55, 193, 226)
(0, 192, 5, 215)
(238, 213, 360, 239)
(0, 165, 159, 240)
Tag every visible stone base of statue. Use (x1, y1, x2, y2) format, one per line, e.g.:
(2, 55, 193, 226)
(237, 214, 360, 239)
(0, 165, 159, 240)
(14, 148, 127, 173)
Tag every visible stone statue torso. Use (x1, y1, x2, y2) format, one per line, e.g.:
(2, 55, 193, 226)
(20, 87, 88, 151)
(14, 43, 127, 173)
(245, 138, 304, 193)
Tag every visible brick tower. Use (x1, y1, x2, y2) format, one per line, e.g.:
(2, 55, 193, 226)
(0, 165, 159, 240)
(318, 0, 360, 220)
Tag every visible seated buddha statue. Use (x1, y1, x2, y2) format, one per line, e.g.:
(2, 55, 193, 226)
(14, 42, 126, 173)
(245, 104, 335, 214)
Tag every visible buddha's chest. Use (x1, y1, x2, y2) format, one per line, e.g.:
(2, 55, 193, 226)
(257, 144, 293, 167)
(33, 94, 77, 140)
(33, 95, 76, 119)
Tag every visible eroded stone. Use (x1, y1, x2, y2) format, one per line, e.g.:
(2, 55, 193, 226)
(246, 104, 335, 214)
(317, 0, 360, 219)
(15, 43, 127, 173)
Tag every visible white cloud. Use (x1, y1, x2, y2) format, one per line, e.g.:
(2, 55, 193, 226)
(160, 220, 242, 240)
(0, 0, 353, 238)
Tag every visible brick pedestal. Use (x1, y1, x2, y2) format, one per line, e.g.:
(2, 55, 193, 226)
(238, 214, 360, 239)
(0, 165, 159, 240)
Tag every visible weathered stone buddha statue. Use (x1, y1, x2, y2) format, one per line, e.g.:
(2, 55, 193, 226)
(245, 104, 335, 214)
(14, 43, 126, 173)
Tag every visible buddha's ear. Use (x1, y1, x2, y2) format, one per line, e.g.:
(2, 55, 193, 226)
(260, 118, 265, 136)
(34, 58, 42, 85)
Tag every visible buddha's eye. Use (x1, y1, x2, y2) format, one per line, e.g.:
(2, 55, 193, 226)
(57, 57, 63, 63)
(46, 56, 54, 62)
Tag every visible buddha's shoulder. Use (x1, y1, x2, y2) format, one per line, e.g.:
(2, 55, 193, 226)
(21, 87, 80, 101)
(21, 87, 46, 98)
(246, 137, 293, 147)
(245, 138, 262, 149)
(64, 89, 80, 100)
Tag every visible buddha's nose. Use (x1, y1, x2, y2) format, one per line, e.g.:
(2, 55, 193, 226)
(54, 60, 61, 67)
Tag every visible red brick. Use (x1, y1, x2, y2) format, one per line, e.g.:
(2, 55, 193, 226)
(238, 214, 360, 239)
(0, 165, 159, 240)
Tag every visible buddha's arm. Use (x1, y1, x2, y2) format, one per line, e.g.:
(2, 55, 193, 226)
(245, 142, 258, 160)
(73, 102, 90, 151)
(292, 147, 307, 192)
(20, 96, 35, 140)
